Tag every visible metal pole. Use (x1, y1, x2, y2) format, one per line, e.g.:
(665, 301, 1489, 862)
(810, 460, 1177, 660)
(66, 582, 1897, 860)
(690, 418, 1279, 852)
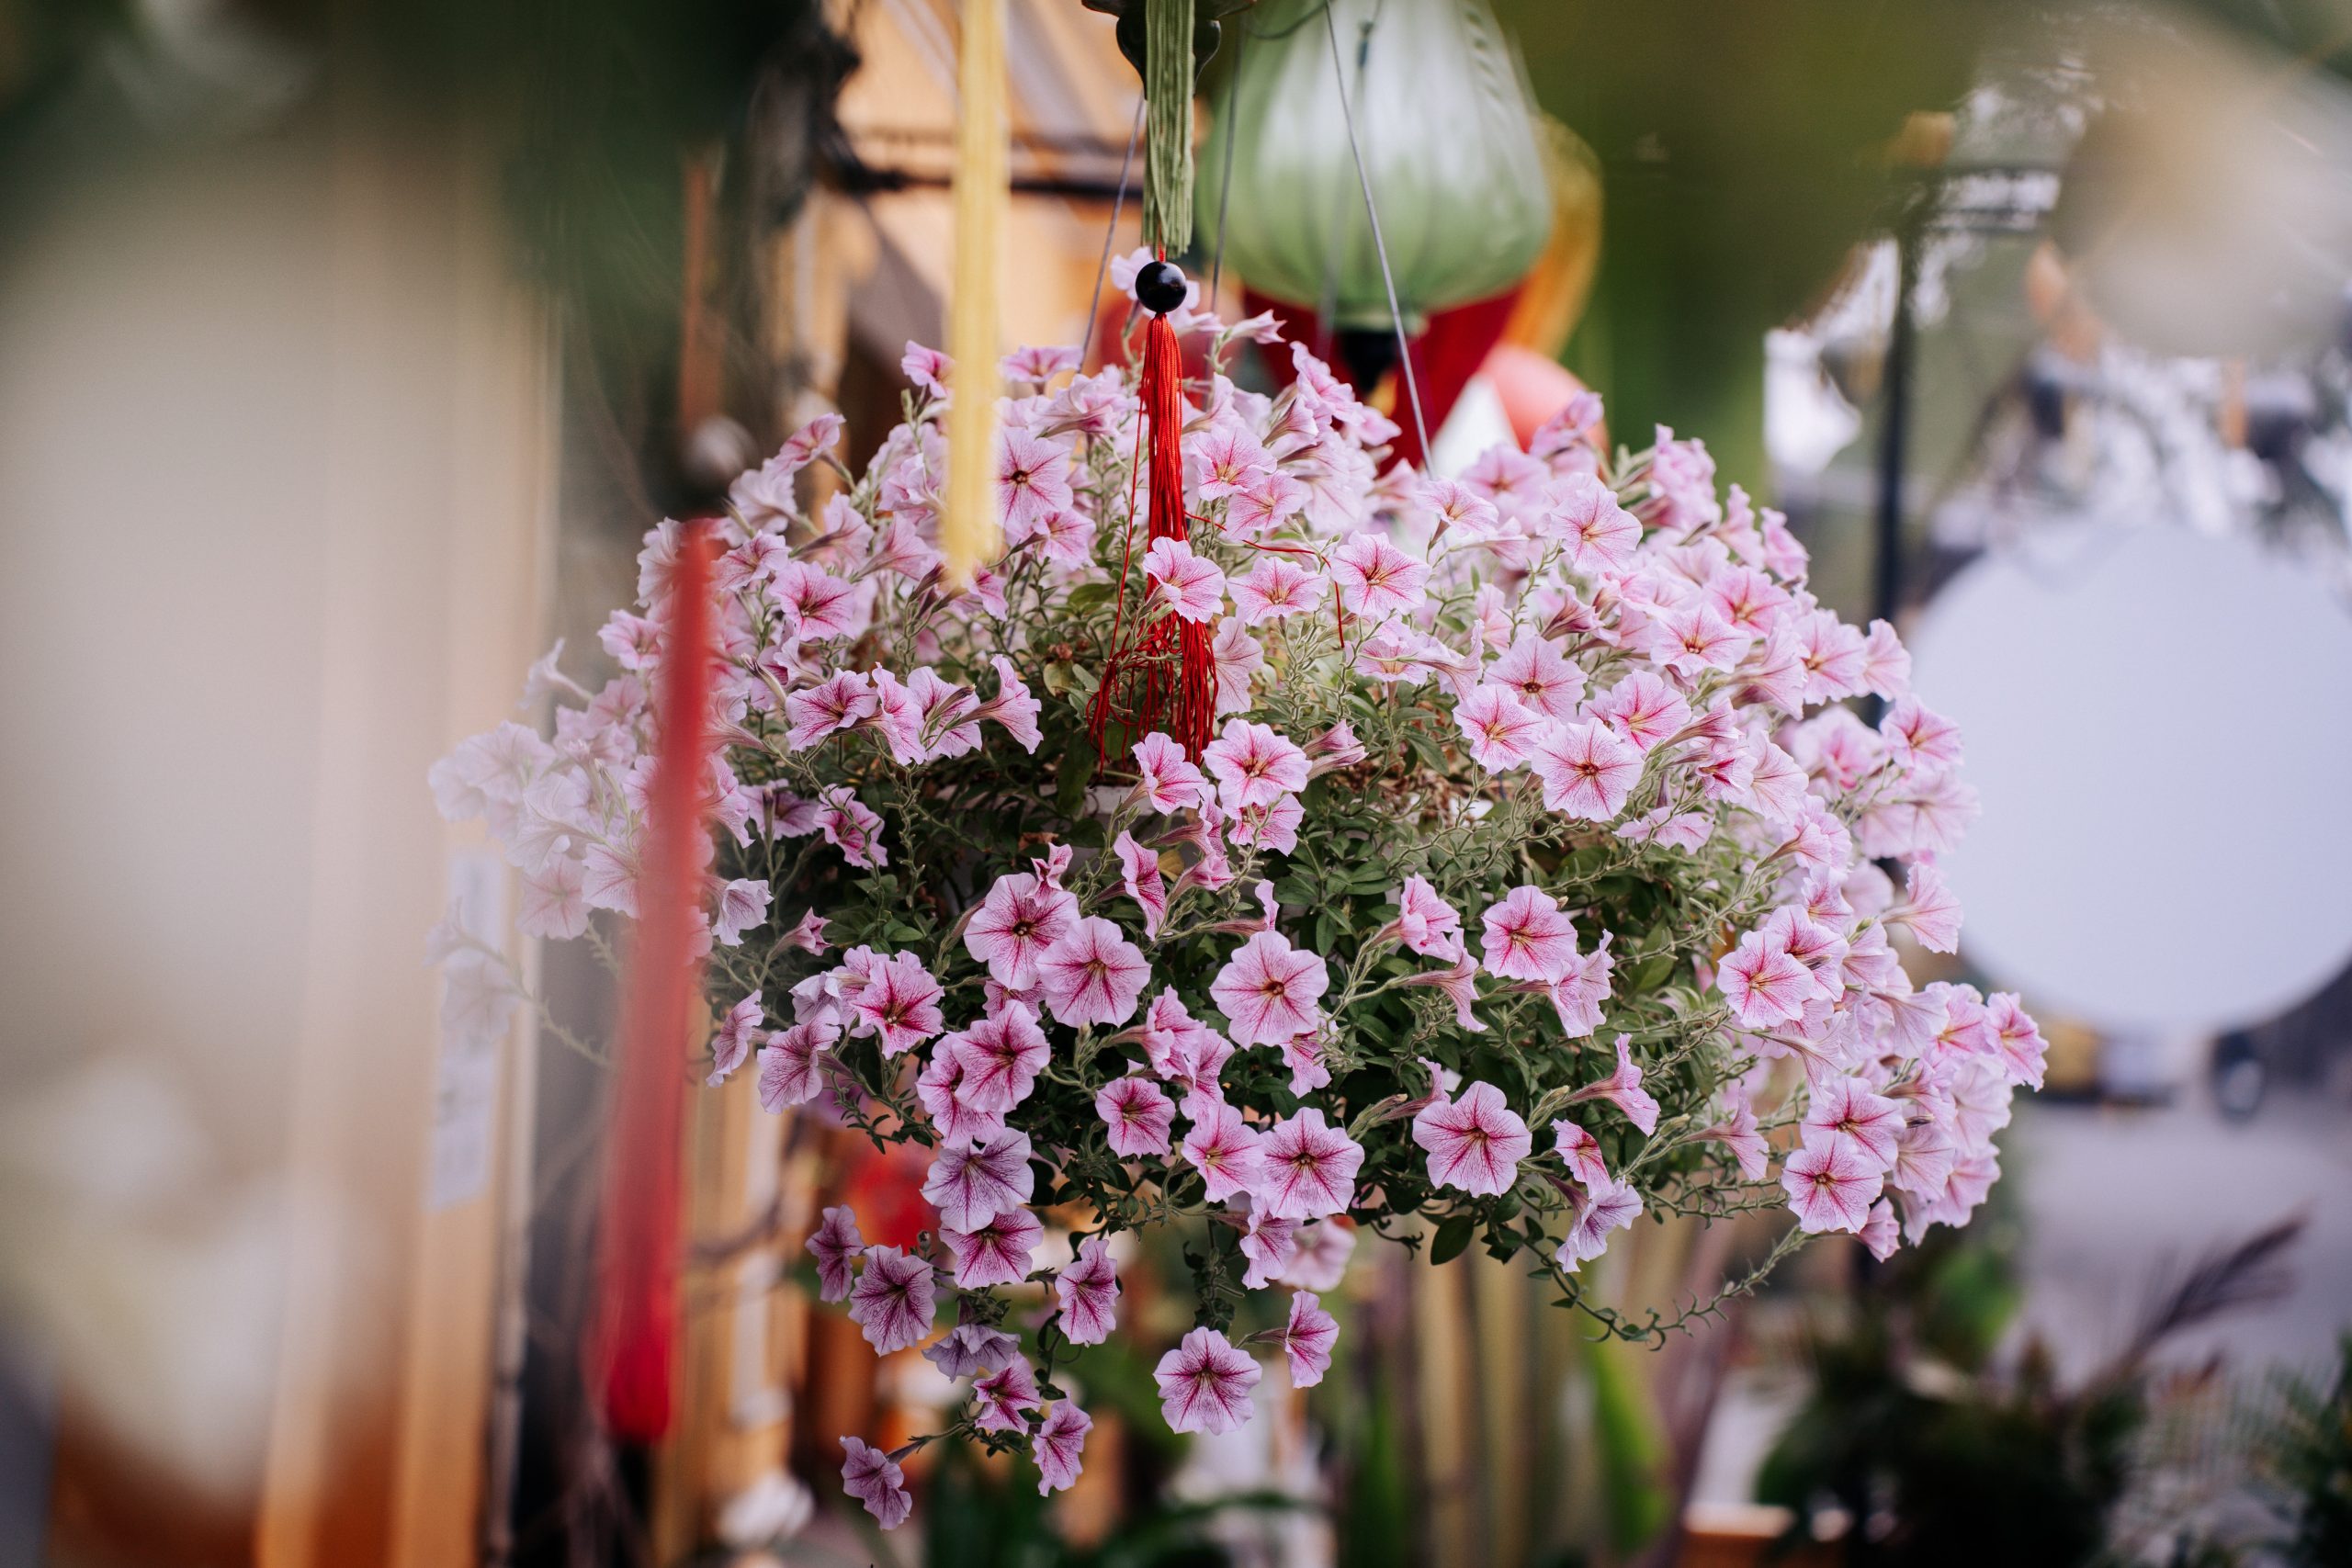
(1872, 205, 1924, 637)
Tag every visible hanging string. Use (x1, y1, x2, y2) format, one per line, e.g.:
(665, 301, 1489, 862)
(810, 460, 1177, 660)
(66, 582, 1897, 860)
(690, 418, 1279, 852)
(587, 521, 718, 1444)
(1322, 1, 1430, 462)
(1142, 0, 1195, 254)
(1088, 0, 1214, 761)
(1078, 96, 1145, 375)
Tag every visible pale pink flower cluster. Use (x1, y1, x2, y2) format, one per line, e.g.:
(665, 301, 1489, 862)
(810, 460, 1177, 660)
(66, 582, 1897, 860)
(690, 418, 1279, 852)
(433, 309, 2039, 1529)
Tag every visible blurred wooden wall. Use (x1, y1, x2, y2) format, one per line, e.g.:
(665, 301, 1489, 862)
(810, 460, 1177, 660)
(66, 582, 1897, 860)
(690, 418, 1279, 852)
(0, 88, 553, 1568)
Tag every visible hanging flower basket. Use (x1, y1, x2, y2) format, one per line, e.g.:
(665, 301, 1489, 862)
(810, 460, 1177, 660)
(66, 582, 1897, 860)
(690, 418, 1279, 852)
(432, 280, 2042, 1527)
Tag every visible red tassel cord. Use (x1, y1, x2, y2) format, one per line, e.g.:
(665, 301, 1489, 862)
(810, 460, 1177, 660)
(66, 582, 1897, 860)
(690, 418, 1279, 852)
(585, 518, 718, 1443)
(1089, 297, 1216, 760)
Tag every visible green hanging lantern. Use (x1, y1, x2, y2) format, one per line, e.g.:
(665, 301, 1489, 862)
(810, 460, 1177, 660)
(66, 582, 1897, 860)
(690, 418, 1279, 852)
(1201, 0, 1552, 332)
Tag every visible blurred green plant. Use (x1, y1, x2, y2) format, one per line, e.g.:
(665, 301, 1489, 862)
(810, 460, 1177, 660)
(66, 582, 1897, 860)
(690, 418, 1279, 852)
(2237, 1333, 2352, 1568)
(910, 1433, 1306, 1568)
(1758, 1214, 2304, 1568)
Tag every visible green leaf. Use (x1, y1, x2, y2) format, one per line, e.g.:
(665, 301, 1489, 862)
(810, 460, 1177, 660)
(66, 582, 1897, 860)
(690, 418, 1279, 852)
(1064, 581, 1116, 615)
(1429, 1214, 1476, 1267)
(1056, 731, 1099, 819)
(886, 922, 927, 945)
(1630, 951, 1677, 993)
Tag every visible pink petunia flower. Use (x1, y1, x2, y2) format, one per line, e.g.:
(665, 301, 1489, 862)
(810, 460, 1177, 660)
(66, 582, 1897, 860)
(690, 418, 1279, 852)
(1454, 683, 1550, 772)
(777, 908, 830, 954)
(849, 952, 946, 1057)
(1095, 1074, 1177, 1157)
(1547, 936, 1616, 1038)
(1801, 1078, 1904, 1173)
(865, 669, 931, 763)
(1880, 695, 1963, 774)
(1479, 886, 1580, 985)
(944, 1207, 1044, 1289)
(924, 1322, 1018, 1379)
(816, 785, 888, 868)
(1412, 1080, 1533, 1196)
(972, 1357, 1043, 1435)
(1227, 472, 1309, 537)
(1860, 1198, 1901, 1261)
(1113, 831, 1170, 939)
(785, 670, 876, 751)
(1547, 473, 1642, 574)
(964, 871, 1080, 989)
(846, 1245, 937, 1353)
(805, 1204, 864, 1303)
(1586, 671, 1691, 754)
(1210, 930, 1330, 1047)
(1181, 1102, 1266, 1203)
(1276, 1291, 1340, 1387)
(1531, 720, 1643, 820)
(1142, 535, 1229, 625)
(1717, 934, 1816, 1029)
(1128, 730, 1209, 813)
(1036, 917, 1152, 1029)
(1400, 953, 1488, 1032)
(1229, 794, 1304, 854)
(946, 1003, 1050, 1113)
(1418, 474, 1501, 539)
(1890, 1116, 1958, 1199)
(1189, 420, 1273, 501)
(1781, 1138, 1884, 1234)
(1281, 1220, 1357, 1292)
(996, 428, 1076, 541)
(840, 1436, 912, 1529)
(1206, 615, 1264, 716)
(970, 656, 1043, 752)
(914, 1048, 1007, 1147)
(922, 1131, 1035, 1231)
(1558, 1177, 1643, 1272)
(1650, 600, 1753, 677)
(1329, 531, 1430, 620)
(1033, 1401, 1093, 1495)
(1239, 1204, 1301, 1288)
(1385, 874, 1465, 961)
(1154, 1326, 1262, 1436)
(1551, 1118, 1611, 1188)
(1565, 1034, 1661, 1134)
(1794, 610, 1869, 703)
(1985, 992, 2047, 1089)
(1860, 618, 1911, 697)
(1254, 1108, 1365, 1220)
(1699, 1083, 1770, 1180)
(1888, 860, 1962, 953)
(773, 561, 868, 646)
(1202, 719, 1309, 812)
(1487, 631, 1587, 720)
(757, 1018, 838, 1111)
(1054, 1235, 1122, 1344)
(1229, 556, 1326, 625)
(1001, 343, 1080, 384)
(708, 992, 763, 1084)
(901, 340, 951, 394)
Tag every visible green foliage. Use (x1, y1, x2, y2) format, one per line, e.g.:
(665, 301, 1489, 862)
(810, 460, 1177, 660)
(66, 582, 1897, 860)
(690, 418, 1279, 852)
(1758, 1216, 2312, 1568)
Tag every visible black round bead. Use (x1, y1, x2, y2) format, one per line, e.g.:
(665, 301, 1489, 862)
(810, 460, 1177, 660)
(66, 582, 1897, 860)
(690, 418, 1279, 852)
(1135, 259, 1190, 316)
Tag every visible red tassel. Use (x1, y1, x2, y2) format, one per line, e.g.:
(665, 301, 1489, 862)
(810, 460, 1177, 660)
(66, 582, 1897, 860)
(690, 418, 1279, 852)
(585, 519, 717, 1443)
(1090, 309, 1215, 759)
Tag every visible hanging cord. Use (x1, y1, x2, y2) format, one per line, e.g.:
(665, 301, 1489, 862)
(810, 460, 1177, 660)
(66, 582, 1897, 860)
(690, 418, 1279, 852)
(1323, 1, 1430, 461)
(1077, 95, 1146, 374)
